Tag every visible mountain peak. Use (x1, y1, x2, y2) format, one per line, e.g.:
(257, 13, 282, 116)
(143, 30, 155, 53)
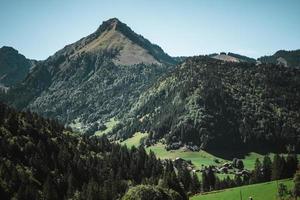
(0, 46, 19, 54)
(105, 17, 121, 25)
(96, 18, 124, 33)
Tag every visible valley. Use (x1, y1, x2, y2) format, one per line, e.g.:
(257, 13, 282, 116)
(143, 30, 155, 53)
(1, 6, 300, 199)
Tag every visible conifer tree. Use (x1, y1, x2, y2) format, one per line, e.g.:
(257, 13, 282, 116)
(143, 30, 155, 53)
(262, 155, 272, 181)
(190, 172, 201, 194)
(272, 154, 283, 180)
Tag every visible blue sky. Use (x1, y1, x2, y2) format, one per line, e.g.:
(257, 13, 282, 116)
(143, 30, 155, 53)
(0, 0, 299, 60)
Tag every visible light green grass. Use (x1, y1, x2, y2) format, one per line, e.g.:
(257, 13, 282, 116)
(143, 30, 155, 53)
(94, 117, 118, 136)
(69, 118, 84, 132)
(146, 143, 227, 169)
(241, 152, 265, 170)
(121, 132, 148, 147)
(191, 179, 294, 200)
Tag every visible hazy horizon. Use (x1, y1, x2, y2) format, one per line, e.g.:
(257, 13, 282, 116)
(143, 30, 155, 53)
(1, 0, 300, 60)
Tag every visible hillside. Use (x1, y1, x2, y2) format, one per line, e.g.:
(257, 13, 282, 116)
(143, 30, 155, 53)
(114, 56, 300, 155)
(0, 46, 34, 87)
(191, 179, 294, 200)
(2, 18, 176, 132)
(258, 49, 300, 68)
(0, 102, 197, 200)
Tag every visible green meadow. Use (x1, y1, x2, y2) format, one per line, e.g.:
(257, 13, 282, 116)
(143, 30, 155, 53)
(191, 179, 294, 200)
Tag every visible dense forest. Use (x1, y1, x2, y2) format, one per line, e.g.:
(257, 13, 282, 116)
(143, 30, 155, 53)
(0, 102, 299, 199)
(0, 102, 203, 200)
(114, 56, 300, 155)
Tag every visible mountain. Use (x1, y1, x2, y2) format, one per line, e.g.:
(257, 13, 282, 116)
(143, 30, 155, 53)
(0, 102, 191, 200)
(258, 49, 300, 68)
(211, 52, 256, 63)
(0, 46, 35, 88)
(2, 18, 177, 132)
(114, 56, 300, 154)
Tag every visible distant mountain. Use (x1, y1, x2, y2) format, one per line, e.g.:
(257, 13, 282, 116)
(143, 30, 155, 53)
(211, 52, 256, 63)
(115, 56, 300, 154)
(258, 49, 300, 68)
(2, 18, 176, 132)
(0, 46, 35, 87)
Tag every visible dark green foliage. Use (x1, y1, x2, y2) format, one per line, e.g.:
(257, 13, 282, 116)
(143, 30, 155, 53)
(278, 183, 290, 199)
(0, 102, 192, 199)
(202, 166, 216, 192)
(160, 161, 187, 200)
(236, 159, 244, 170)
(178, 166, 192, 191)
(262, 155, 272, 181)
(251, 158, 263, 183)
(121, 185, 183, 200)
(272, 154, 282, 180)
(190, 172, 201, 194)
(117, 56, 300, 154)
(286, 154, 298, 178)
(259, 49, 300, 68)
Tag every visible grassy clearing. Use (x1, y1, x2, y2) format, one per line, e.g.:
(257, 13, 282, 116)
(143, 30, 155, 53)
(241, 152, 265, 170)
(121, 132, 148, 147)
(146, 143, 227, 169)
(191, 179, 294, 200)
(94, 117, 118, 136)
(120, 133, 299, 180)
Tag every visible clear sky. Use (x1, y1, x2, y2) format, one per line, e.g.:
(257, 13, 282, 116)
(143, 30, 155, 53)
(0, 0, 299, 60)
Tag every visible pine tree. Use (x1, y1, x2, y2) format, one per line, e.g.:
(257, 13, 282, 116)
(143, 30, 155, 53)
(262, 155, 272, 181)
(272, 154, 284, 180)
(178, 166, 192, 191)
(207, 166, 216, 190)
(286, 154, 298, 178)
(252, 158, 263, 183)
(190, 172, 201, 194)
(234, 175, 243, 186)
(202, 168, 209, 192)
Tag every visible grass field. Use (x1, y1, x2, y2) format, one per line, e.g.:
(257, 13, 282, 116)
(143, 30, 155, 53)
(120, 133, 299, 178)
(121, 134, 267, 172)
(146, 143, 227, 169)
(121, 132, 148, 147)
(94, 117, 118, 136)
(191, 179, 294, 200)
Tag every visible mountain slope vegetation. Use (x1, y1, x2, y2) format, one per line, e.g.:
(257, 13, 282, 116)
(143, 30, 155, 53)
(2, 18, 176, 132)
(259, 49, 300, 68)
(115, 56, 300, 154)
(0, 102, 199, 200)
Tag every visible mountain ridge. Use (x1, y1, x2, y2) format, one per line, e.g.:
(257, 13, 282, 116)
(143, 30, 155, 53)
(113, 56, 300, 154)
(1, 18, 177, 133)
(0, 46, 35, 88)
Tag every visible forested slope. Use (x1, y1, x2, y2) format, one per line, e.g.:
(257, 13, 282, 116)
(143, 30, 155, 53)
(115, 56, 300, 154)
(0, 102, 202, 200)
